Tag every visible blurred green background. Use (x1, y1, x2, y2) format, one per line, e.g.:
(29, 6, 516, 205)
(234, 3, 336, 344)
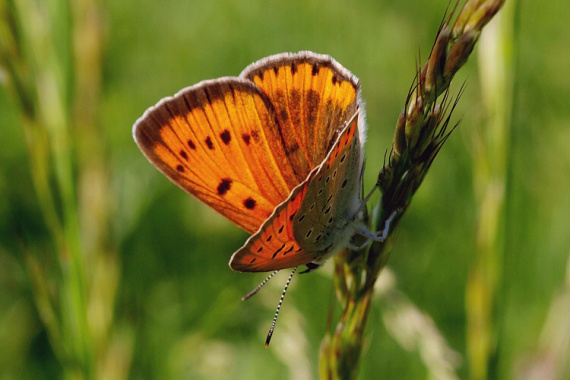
(1, 0, 569, 379)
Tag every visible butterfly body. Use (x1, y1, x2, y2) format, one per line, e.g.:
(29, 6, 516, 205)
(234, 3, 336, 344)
(134, 51, 367, 272)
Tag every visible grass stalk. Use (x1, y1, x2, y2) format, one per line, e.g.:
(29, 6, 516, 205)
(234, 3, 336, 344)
(319, 1, 506, 378)
(1, 0, 116, 378)
(466, 1, 515, 378)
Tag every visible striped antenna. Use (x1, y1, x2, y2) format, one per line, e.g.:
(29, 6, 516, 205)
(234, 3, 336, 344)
(265, 266, 298, 348)
(241, 270, 279, 301)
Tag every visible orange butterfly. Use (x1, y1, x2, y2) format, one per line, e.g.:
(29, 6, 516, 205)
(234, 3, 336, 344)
(133, 51, 370, 274)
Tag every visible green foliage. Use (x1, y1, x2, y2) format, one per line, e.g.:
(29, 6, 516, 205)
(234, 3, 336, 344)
(1, 0, 569, 379)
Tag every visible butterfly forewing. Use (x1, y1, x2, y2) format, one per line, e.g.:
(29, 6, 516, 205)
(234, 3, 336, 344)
(134, 79, 302, 233)
(229, 110, 363, 272)
(242, 52, 360, 177)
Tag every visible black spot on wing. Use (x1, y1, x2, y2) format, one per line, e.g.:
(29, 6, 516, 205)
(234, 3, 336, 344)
(205, 136, 214, 150)
(272, 243, 286, 259)
(311, 63, 320, 76)
(217, 178, 232, 196)
(244, 197, 256, 209)
(291, 61, 298, 74)
(220, 130, 231, 145)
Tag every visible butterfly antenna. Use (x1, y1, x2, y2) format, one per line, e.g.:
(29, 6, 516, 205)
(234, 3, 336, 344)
(265, 266, 297, 347)
(242, 270, 279, 301)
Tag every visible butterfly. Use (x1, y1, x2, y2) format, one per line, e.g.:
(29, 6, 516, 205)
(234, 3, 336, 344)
(133, 51, 371, 275)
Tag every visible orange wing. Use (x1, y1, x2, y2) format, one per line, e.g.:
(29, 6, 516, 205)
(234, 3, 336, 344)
(134, 79, 304, 234)
(241, 51, 360, 177)
(229, 110, 361, 272)
(229, 165, 319, 272)
(134, 52, 362, 236)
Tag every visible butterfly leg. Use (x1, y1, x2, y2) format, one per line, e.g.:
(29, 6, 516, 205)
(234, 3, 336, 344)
(351, 209, 399, 247)
(345, 222, 379, 251)
(347, 238, 372, 251)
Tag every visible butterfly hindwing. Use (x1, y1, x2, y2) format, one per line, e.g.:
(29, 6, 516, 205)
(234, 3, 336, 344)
(229, 175, 311, 272)
(229, 110, 363, 272)
(293, 111, 363, 253)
